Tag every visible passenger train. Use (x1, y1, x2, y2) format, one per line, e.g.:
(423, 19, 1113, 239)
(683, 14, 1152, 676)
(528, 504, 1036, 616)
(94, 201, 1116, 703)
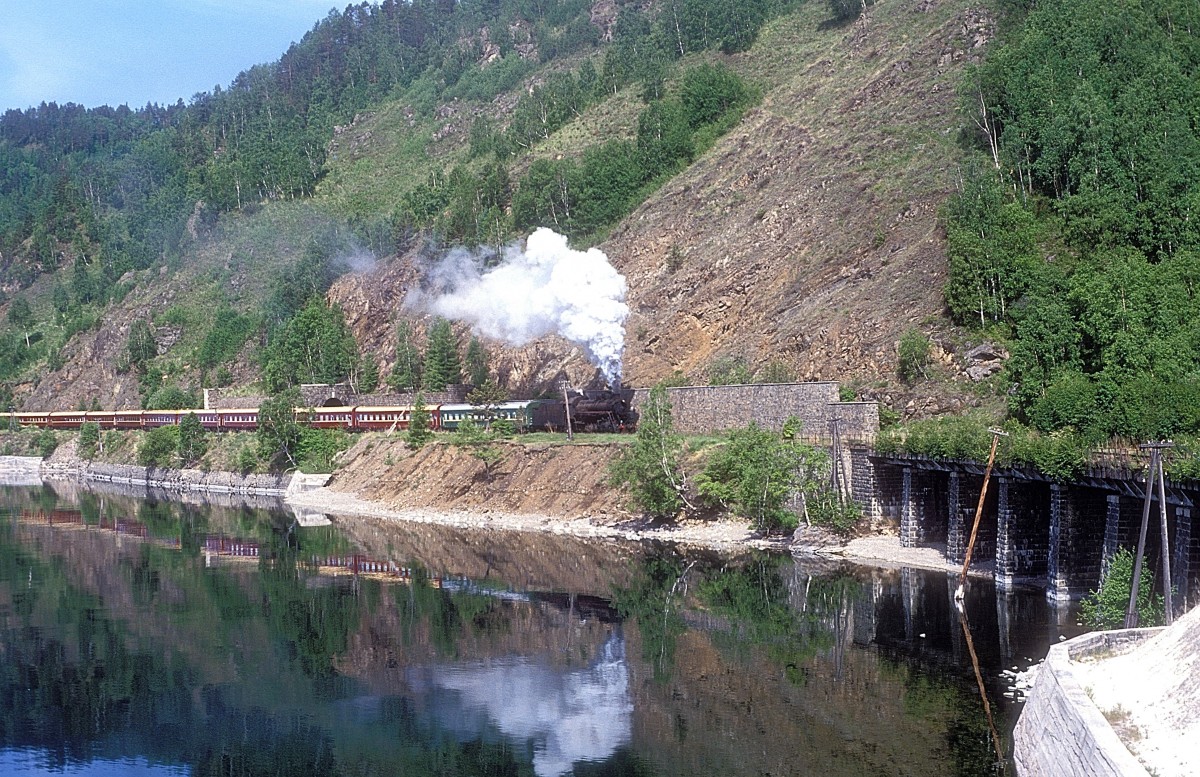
(0, 391, 636, 434)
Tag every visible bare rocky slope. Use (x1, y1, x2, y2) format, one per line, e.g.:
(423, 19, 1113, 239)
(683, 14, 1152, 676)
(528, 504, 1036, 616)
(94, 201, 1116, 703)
(327, 1, 994, 414)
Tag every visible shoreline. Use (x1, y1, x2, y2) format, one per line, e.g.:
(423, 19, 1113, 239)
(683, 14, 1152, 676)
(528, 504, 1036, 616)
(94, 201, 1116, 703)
(285, 485, 992, 579)
(13, 447, 987, 578)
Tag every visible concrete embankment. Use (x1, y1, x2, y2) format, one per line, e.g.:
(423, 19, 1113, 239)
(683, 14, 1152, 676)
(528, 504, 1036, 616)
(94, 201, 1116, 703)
(1015, 602, 1200, 776)
(0, 455, 43, 486)
(1014, 630, 1157, 776)
(37, 447, 329, 497)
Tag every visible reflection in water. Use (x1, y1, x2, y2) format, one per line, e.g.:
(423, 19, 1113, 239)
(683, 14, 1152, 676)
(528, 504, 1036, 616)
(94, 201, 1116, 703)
(0, 483, 1081, 776)
(0, 752, 187, 776)
(410, 633, 632, 777)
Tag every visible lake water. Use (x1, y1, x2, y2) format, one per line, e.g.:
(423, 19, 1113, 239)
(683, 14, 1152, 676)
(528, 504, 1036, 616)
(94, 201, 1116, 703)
(0, 482, 1083, 776)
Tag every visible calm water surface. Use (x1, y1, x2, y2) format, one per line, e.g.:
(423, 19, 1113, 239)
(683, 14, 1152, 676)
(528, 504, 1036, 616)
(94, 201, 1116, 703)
(0, 483, 1083, 776)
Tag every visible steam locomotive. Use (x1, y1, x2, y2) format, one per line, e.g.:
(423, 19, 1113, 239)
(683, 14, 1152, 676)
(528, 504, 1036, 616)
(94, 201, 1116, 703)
(0, 388, 637, 434)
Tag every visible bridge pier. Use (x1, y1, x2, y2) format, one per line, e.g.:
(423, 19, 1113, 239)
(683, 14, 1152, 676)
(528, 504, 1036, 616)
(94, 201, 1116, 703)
(1043, 485, 1108, 601)
(1173, 505, 1193, 611)
(996, 479, 1049, 589)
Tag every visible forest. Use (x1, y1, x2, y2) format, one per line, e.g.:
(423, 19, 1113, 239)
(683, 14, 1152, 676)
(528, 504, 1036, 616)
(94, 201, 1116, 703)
(945, 0, 1200, 442)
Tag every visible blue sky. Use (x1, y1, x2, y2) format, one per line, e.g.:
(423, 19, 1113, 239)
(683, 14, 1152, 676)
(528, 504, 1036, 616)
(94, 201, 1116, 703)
(0, 1, 339, 112)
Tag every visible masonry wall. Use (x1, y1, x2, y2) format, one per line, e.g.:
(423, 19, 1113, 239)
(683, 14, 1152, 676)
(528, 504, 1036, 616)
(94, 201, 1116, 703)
(630, 383, 878, 441)
(1013, 630, 1157, 777)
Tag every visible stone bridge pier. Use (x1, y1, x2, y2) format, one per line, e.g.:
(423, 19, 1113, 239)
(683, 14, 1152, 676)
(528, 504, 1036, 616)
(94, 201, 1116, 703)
(854, 451, 1200, 607)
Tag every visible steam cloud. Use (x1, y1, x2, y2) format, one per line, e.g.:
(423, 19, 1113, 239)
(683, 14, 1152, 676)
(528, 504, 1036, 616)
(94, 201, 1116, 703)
(408, 228, 628, 382)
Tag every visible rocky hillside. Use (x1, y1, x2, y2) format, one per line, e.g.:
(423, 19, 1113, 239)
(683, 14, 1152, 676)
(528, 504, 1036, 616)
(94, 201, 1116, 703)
(330, 1, 994, 410)
(3, 1, 996, 417)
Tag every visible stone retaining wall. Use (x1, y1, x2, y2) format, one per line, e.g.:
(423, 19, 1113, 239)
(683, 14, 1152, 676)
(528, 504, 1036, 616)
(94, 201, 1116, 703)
(629, 383, 879, 442)
(1013, 629, 1160, 776)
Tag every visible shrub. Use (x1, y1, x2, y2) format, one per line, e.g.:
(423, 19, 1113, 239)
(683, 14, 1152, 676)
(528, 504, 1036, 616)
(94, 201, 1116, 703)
(897, 328, 931, 383)
(696, 424, 802, 532)
(236, 445, 258, 474)
(79, 422, 100, 459)
(1081, 547, 1166, 629)
(139, 426, 179, 468)
(36, 429, 57, 458)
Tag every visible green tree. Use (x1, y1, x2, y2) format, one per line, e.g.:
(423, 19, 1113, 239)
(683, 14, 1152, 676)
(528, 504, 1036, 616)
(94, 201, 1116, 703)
(467, 379, 507, 429)
(138, 426, 178, 468)
(828, 0, 874, 22)
(78, 422, 100, 459)
(125, 319, 157, 374)
(177, 412, 207, 465)
(407, 393, 433, 449)
(1081, 547, 1166, 629)
(390, 321, 423, 392)
(897, 329, 932, 384)
(422, 318, 462, 391)
(357, 355, 380, 393)
(452, 418, 504, 480)
(262, 297, 359, 392)
(679, 63, 748, 130)
(257, 388, 303, 467)
(609, 383, 688, 519)
(695, 424, 803, 532)
(6, 297, 34, 348)
(464, 335, 489, 386)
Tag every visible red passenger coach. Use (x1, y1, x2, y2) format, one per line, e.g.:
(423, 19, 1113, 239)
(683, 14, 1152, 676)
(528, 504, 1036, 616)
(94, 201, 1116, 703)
(216, 409, 259, 430)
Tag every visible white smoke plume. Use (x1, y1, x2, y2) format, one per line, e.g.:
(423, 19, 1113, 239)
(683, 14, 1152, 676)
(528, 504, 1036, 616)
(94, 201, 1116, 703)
(407, 228, 629, 383)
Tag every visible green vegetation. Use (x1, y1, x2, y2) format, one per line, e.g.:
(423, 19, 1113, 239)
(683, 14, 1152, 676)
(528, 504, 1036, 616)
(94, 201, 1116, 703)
(257, 388, 303, 467)
(78, 422, 99, 459)
(177, 412, 207, 466)
(421, 318, 463, 391)
(697, 423, 860, 534)
(876, 416, 1092, 482)
(945, 0, 1200, 442)
(262, 298, 358, 392)
(609, 384, 688, 519)
(138, 426, 179, 468)
(1081, 547, 1166, 629)
(897, 328, 931, 384)
(389, 322, 422, 392)
(407, 393, 433, 450)
(451, 418, 505, 480)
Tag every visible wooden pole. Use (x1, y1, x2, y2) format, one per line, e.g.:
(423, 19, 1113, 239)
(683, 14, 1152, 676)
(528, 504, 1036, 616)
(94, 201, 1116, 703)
(561, 382, 575, 441)
(960, 428, 1008, 588)
(1156, 448, 1174, 625)
(1126, 446, 1158, 629)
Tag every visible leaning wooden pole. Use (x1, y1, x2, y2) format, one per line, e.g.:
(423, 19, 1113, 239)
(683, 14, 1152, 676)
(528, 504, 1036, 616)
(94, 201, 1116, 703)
(1125, 446, 1159, 629)
(1156, 447, 1174, 625)
(960, 428, 1008, 588)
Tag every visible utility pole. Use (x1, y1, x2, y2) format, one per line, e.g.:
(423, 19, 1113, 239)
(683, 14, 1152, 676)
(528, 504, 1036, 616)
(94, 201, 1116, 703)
(560, 381, 575, 441)
(959, 428, 1009, 591)
(1127, 441, 1174, 628)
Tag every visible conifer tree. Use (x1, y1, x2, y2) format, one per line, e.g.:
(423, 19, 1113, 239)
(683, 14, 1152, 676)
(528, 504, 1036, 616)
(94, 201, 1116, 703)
(407, 392, 433, 449)
(465, 335, 489, 386)
(390, 321, 422, 392)
(422, 318, 462, 391)
(357, 355, 380, 393)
